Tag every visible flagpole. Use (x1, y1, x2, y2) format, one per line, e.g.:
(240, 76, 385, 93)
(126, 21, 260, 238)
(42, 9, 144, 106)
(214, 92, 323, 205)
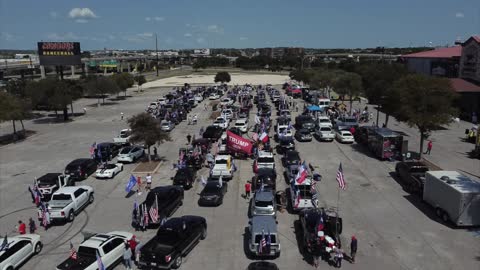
(335, 185, 340, 238)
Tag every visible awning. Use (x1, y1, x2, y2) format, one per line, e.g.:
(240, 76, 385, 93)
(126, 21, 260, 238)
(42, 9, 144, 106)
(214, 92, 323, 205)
(307, 105, 323, 112)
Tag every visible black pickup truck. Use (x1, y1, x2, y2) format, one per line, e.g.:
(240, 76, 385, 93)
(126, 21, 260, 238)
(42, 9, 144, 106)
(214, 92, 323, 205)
(395, 161, 430, 194)
(138, 215, 207, 269)
(136, 186, 184, 228)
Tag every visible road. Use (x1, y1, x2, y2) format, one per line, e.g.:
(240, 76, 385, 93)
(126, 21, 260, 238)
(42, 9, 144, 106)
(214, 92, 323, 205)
(0, 82, 479, 270)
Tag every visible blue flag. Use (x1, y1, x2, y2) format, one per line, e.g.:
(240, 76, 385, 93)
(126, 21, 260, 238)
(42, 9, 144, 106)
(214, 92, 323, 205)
(125, 175, 137, 193)
(96, 251, 105, 270)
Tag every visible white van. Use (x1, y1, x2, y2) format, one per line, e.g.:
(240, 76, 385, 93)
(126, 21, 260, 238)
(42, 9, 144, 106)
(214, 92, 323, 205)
(318, 98, 331, 110)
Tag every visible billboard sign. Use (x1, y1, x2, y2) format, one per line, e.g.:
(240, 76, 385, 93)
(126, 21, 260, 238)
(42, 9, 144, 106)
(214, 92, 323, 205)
(38, 42, 81, 66)
(193, 48, 210, 55)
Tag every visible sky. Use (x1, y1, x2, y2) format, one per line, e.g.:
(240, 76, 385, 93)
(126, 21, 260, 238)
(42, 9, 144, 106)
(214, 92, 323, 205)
(0, 0, 479, 50)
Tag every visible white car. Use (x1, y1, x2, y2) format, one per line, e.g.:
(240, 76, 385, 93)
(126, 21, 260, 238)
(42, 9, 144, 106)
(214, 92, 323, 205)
(56, 231, 133, 270)
(317, 116, 333, 128)
(117, 145, 145, 163)
(234, 119, 249, 133)
(221, 109, 233, 120)
(41, 186, 94, 223)
(95, 163, 123, 179)
(194, 94, 203, 102)
(220, 98, 233, 106)
(113, 129, 132, 145)
(209, 93, 220, 100)
(335, 130, 354, 143)
(0, 234, 42, 270)
(147, 102, 159, 110)
(316, 126, 335, 142)
(157, 97, 167, 105)
(213, 117, 229, 130)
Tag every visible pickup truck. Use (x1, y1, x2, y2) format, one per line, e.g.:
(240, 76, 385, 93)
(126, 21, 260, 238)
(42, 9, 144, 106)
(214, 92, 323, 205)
(35, 173, 74, 201)
(395, 161, 429, 194)
(56, 231, 133, 270)
(210, 155, 234, 180)
(289, 177, 316, 212)
(334, 116, 358, 129)
(113, 129, 132, 145)
(139, 216, 207, 269)
(39, 186, 94, 223)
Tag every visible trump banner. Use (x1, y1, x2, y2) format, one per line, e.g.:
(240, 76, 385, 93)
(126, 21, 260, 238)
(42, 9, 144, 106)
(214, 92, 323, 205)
(226, 131, 253, 155)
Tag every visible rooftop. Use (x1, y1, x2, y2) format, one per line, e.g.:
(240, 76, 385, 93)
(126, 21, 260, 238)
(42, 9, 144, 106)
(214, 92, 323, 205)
(401, 46, 461, 59)
(449, 78, 480, 93)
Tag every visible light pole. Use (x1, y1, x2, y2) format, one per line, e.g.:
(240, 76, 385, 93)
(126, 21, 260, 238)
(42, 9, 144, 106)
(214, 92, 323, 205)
(155, 33, 159, 77)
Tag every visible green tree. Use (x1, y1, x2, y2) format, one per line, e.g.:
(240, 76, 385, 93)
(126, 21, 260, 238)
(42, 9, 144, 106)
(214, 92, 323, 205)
(0, 91, 29, 139)
(333, 72, 363, 113)
(192, 61, 206, 71)
(5, 79, 27, 98)
(214, 71, 231, 83)
(83, 76, 120, 104)
(134, 75, 147, 91)
(289, 70, 312, 84)
(391, 74, 458, 158)
(128, 112, 171, 161)
(112, 73, 134, 97)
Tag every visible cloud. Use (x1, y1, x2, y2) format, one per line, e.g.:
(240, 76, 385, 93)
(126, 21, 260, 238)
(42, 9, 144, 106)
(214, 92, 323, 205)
(207, 24, 223, 33)
(75, 19, 89, 24)
(184, 33, 192, 37)
(145, 17, 151, 21)
(154, 16, 165, 21)
(69, 8, 97, 19)
(455, 12, 464, 18)
(239, 37, 248, 41)
(46, 32, 79, 40)
(1, 32, 14, 41)
(50, 11, 58, 19)
(196, 37, 206, 44)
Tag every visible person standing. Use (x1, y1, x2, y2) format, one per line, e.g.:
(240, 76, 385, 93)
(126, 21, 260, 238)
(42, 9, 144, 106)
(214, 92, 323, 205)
(123, 243, 133, 270)
(128, 235, 139, 259)
(350, 235, 358, 263)
(136, 176, 143, 195)
(334, 247, 343, 268)
(349, 126, 356, 135)
(245, 182, 251, 200)
(29, 217, 36, 234)
(425, 140, 433, 155)
(18, 220, 26, 234)
(186, 134, 192, 145)
(153, 146, 158, 160)
(145, 173, 152, 191)
(121, 112, 124, 120)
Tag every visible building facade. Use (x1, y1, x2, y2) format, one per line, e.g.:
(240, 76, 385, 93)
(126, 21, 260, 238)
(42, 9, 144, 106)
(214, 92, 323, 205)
(459, 36, 480, 84)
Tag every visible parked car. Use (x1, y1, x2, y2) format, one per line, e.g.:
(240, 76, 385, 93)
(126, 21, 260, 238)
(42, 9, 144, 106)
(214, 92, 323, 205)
(139, 186, 184, 226)
(250, 189, 276, 217)
(35, 173, 74, 201)
(117, 145, 145, 163)
(282, 150, 301, 167)
(395, 161, 430, 193)
(113, 129, 132, 145)
(64, 159, 97, 181)
(234, 119, 249, 133)
(315, 126, 335, 142)
(298, 208, 343, 255)
(254, 151, 275, 172)
(56, 231, 133, 270)
(39, 186, 94, 223)
(138, 216, 207, 269)
(198, 180, 228, 206)
(221, 109, 233, 120)
(203, 125, 223, 141)
(335, 130, 354, 143)
(317, 116, 332, 128)
(251, 168, 277, 191)
(209, 93, 220, 100)
(213, 117, 229, 130)
(96, 142, 121, 161)
(248, 216, 280, 257)
(161, 121, 175, 132)
(211, 155, 234, 180)
(295, 115, 316, 132)
(172, 168, 197, 189)
(295, 128, 312, 142)
(284, 164, 299, 183)
(95, 163, 124, 179)
(278, 136, 295, 153)
(247, 262, 279, 270)
(220, 98, 233, 106)
(0, 234, 42, 270)
(334, 116, 358, 129)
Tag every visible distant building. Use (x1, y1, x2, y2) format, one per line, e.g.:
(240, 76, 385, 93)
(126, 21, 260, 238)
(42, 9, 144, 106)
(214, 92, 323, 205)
(193, 49, 210, 56)
(259, 48, 274, 58)
(400, 46, 461, 77)
(459, 36, 480, 84)
(284, 47, 305, 57)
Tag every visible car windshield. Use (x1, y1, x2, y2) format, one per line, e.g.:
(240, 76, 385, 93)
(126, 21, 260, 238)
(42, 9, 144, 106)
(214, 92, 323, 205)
(235, 122, 245, 126)
(120, 147, 132, 154)
(342, 132, 353, 137)
(255, 200, 273, 207)
(344, 118, 357, 123)
(216, 159, 228, 164)
(320, 119, 330, 123)
(51, 194, 71, 201)
(77, 246, 98, 258)
(411, 167, 429, 173)
(203, 182, 221, 192)
(37, 175, 57, 184)
(100, 164, 116, 169)
(321, 127, 332, 132)
(258, 157, 274, 163)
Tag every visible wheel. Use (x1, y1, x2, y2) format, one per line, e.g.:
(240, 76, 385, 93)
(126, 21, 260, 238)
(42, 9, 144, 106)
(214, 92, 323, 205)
(110, 173, 114, 179)
(6, 267, 13, 270)
(34, 242, 43, 254)
(88, 194, 94, 204)
(200, 226, 207, 240)
(172, 256, 182, 269)
(441, 212, 449, 223)
(435, 208, 442, 217)
(68, 211, 75, 222)
(120, 166, 123, 172)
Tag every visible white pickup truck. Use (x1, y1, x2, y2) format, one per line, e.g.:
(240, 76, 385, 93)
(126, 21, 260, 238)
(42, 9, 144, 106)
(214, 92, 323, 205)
(56, 231, 133, 270)
(39, 186, 94, 223)
(211, 154, 234, 180)
(290, 177, 317, 212)
(113, 129, 132, 145)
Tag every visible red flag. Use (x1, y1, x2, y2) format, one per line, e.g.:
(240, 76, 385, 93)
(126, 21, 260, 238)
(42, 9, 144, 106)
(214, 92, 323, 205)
(226, 131, 252, 155)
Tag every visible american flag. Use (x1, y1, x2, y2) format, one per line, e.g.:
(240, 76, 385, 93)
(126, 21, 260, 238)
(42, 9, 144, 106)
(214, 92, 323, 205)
(149, 196, 159, 223)
(259, 230, 267, 254)
(336, 163, 346, 190)
(89, 142, 96, 157)
(70, 242, 77, 260)
(41, 206, 48, 228)
(143, 204, 149, 227)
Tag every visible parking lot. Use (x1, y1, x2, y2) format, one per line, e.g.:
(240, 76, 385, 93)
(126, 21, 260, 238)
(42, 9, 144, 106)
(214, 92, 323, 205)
(0, 80, 479, 270)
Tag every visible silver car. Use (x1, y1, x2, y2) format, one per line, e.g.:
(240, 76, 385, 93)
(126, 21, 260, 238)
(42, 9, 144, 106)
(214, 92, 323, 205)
(250, 189, 276, 217)
(117, 145, 144, 163)
(161, 121, 175, 132)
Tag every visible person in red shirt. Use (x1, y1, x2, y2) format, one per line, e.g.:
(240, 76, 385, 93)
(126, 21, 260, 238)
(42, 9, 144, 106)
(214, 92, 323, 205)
(18, 220, 26, 234)
(425, 140, 433, 155)
(245, 182, 251, 200)
(349, 126, 356, 135)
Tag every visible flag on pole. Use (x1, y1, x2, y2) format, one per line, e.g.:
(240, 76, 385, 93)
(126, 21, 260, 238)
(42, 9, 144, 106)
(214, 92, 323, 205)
(252, 133, 259, 142)
(266, 230, 271, 248)
(96, 251, 105, 270)
(294, 162, 308, 184)
(255, 115, 260, 124)
(218, 175, 223, 188)
(149, 196, 159, 223)
(259, 132, 269, 143)
(143, 204, 149, 227)
(0, 235, 9, 252)
(160, 217, 168, 226)
(336, 163, 346, 190)
(294, 190, 301, 209)
(125, 175, 137, 193)
(89, 142, 96, 157)
(258, 230, 267, 254)
(70, 242, 78, 260)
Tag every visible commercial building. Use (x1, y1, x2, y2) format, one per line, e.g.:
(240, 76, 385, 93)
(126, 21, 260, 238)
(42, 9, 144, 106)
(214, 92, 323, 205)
(400, 46, 461, 77)
(459, 36, 480, 84)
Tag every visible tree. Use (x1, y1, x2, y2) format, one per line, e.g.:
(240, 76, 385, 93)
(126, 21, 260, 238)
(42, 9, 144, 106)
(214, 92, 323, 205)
(333, 72, 363, 112)
(192, 61, 206, 71)
(113, 73, 134, 97)
(390, 74, 458, 158)
(134, 75, 147, 91)
(5, 79, 27, 98)
(83, 76, 120, 104)
(0, 91, 29, 139)
(289, 70, 312, 84)
(128, 112, 171, 161)
(214, 71, 231, 83)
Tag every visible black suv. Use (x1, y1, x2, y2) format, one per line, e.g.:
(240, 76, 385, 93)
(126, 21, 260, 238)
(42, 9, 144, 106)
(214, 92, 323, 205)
(95, 142, 121, 162)
(203, 125, 223, 141)
(282, 150, 301, 167)
(172, 168, 197, 189)
(139, 216, 207, 269)
(295, 115, 316, 132)
(64, 158, 97, 181)
(251, 168, 277, 191)
(138, 186, 184, 228)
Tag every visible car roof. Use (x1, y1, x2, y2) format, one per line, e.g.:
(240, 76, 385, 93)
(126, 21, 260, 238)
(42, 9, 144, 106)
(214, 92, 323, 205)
(81, 232, 131, 248)
(235, 119, 247, 124)
(254, 190, 274, 201)
(251, 216, 277, 233)
(54, 186, 91, 194)
(341, 131, 352, 135)
(257, 168, 276, 176)
(215, 154, 231, 160)
(68, 158, 93, 165)
(258, 151, 273, 157)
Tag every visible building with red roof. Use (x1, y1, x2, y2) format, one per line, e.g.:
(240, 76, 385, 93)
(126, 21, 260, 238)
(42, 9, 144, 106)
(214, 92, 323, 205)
(459, 36, 480, 84)
(400, 46, 461, 77)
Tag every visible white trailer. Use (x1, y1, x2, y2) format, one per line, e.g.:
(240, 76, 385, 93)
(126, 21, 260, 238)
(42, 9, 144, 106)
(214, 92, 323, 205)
(423, 171, 480, 226)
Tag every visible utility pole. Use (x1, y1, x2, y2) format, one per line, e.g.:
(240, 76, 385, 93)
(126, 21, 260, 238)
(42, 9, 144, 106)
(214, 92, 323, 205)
(155, 33, 159, 77)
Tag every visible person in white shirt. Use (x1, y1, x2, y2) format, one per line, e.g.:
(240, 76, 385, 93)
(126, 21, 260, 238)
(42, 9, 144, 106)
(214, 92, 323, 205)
(146, 173, 152, 191)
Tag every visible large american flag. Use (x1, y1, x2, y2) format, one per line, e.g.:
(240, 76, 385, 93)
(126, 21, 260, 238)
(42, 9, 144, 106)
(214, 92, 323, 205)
(336, 163, 346, 190)
(259, 230, 267, 254)
(149, 196, 159, 223)
(70, 242, 77, 260)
